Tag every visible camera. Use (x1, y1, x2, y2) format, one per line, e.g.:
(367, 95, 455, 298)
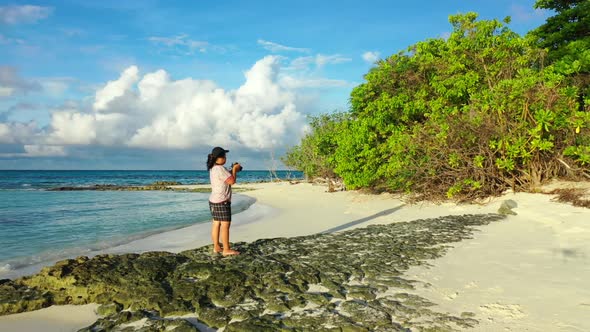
(231, 162, 243, 172)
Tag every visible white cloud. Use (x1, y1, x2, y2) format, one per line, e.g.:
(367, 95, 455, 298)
(149, 34, 209, 54)
(0, 121, 40, 144)
(1, 56, 352, 160)
(0, 5, 52, 25)
(40, 78, 73, 97)
(0, 144, 66, 158)
(0, 123, 12, 143)
(257, 39, 310, 53)
(45, 56, 308, 151)
(0, 86, 15, 97)
(279, 76, 350, 89)
(23, 145, 66, 157)
(187, 40, 209, 53)
(93, 66, 139, 111)
(0, 66, 40, 98)
(316, 54, 351, 67)
(0, 107, 67, 155)
(47, 112, 96, 145)
(149, 35, 186, 47)
(362, 51, 380, 64)
(290, 54, 352, 70)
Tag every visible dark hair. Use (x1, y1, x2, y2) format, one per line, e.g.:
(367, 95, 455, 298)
(206, 154, 216, 171)
(207, 146, 228, 170)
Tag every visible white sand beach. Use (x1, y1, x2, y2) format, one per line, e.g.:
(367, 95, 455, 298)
(1, 181, 589, 331)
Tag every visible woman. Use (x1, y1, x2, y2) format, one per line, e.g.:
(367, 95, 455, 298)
(206, 146, 242, 256)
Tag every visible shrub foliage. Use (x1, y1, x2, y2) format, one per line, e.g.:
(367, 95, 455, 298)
(283, 12, 590, 201)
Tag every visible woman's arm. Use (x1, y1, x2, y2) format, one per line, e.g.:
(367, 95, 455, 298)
(225, 163, 241, 185)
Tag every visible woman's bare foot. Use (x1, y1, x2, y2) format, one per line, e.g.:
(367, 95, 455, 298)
(222, 249, 240, 256)
(213, 245, 222, 254)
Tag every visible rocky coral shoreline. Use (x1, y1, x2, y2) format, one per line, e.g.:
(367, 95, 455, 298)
(46, 181, 257, 193)
(47, 181, 185, 192)
(0, 213, 505, 331)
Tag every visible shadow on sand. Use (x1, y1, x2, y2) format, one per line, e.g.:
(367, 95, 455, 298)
(320, 204, 406, 234)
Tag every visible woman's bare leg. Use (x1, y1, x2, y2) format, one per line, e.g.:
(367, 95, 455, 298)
(220, 221, 239, 256)
(211, 220, 222, 253)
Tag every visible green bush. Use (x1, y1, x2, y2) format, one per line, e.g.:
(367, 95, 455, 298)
(285, 12, 589, 201)
(282, 113, 347, 179)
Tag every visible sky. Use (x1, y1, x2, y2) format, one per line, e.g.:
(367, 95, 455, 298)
(0, 0, 550, 170)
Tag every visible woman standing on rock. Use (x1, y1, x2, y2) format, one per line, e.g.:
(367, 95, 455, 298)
(206, 146, 242, 256)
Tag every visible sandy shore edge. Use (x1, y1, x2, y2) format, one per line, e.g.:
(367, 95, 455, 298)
(1, 181, 589, 331)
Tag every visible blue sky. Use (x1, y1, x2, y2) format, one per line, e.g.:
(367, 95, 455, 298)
(0, 0, 549, 170)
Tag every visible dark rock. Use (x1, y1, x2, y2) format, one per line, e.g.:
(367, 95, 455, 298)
(0, 213, 506, 331)
(79, 309, 201, 332)
(498, 199, 518, 215)
(96, 302, 122, 316)
(47, 181, 182, 192)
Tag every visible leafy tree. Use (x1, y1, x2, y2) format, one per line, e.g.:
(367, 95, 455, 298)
(531, 0, 590, 112)
(532, 0, 590, 62)
(281, 113, 346, 179)
(285, 13, 590, 201)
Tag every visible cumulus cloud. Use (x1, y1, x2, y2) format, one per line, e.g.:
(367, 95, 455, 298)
(0, 144, 66, 158)
(47, 112, 96, 145)
(362, 51, 380, 64)
(44, 56, 308, 151)
(0, 5, 52, 25)
(257, 39, 310, 53)
(93, 66, 139, 111)
(5, 102, 40, 119)
(1, 56, 354, 163)
(0, 121, 40, 144)
(0, 66, 41, 98)
(0, 123, 12, 143)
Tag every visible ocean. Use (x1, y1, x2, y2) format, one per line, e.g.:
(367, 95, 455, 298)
(0, 170, 302, 277)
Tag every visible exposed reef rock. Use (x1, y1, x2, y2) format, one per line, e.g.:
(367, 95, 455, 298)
(47, 182, 254, 193)
(497, 199, 518, 215)
(0, 214, 506, 331)
(48, 181, 183, 191)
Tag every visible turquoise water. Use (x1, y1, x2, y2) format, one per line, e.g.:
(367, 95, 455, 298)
(0, 170, 302, 274)
(0, 170, 301, 190)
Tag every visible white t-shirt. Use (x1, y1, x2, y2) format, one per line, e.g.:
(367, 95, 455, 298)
(209, 165, 233, 203)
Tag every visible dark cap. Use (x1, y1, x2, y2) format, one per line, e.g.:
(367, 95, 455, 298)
(211, 146, 229, 158)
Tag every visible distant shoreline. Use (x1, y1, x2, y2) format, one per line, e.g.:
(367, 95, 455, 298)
(43, 181, 293, 192)
(0, 169, 304, 192)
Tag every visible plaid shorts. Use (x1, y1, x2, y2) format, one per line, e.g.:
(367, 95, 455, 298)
(209, 200, 232, 222)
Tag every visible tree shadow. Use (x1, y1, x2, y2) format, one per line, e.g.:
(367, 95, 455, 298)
(319, 204, 406, 234)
